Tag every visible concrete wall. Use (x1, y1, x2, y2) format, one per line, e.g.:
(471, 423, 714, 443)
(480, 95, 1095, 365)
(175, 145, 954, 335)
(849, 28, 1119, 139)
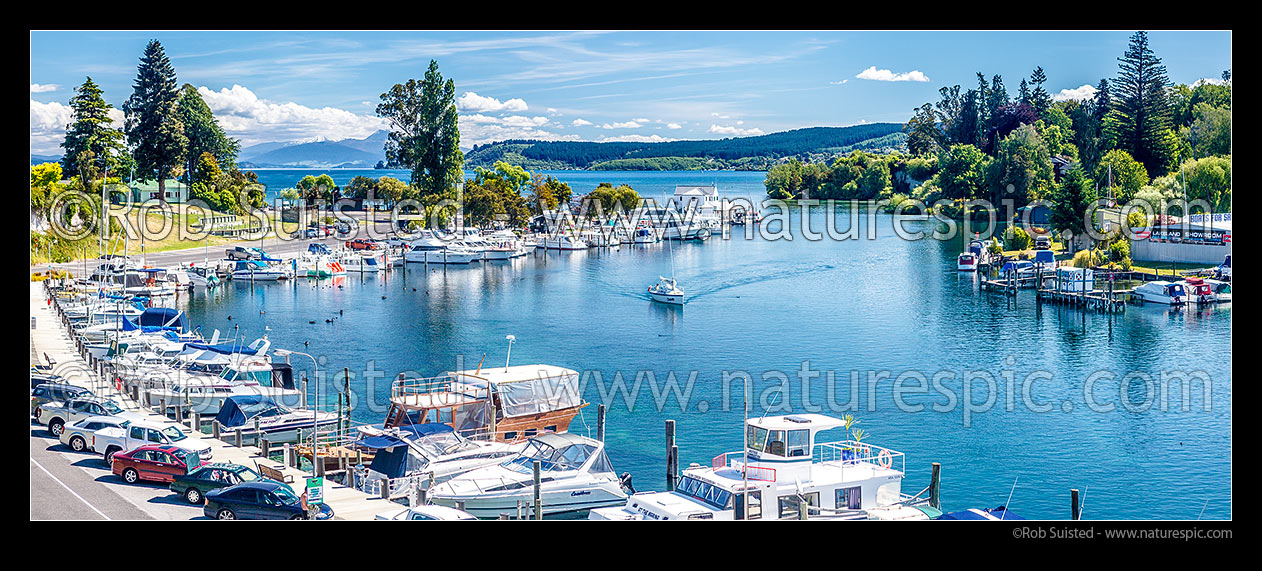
(1132, 239, 1230, 265)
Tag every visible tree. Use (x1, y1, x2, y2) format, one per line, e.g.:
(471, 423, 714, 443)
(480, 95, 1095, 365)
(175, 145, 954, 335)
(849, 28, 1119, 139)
(1107, 31, 1177, 177)
(1029, 67, 1052, 118)
(176, 84, 238, 181)
(986, 124, 1055, 208)
(123, 40, 187, 204)
(345, 176, 377, 201)
(1095, 149, 1148, 204)
(528, 174, 571, 213)
(296, 173, 336, 203)
(1183, 102, 1231, 158)
(904, 103, 943, 155)
(375, 177, 408, 207)
(61, 77, 126, 180)
(377, 60, 464, 197)
(1049, 166, 1097, 235)
(935, 144, 988, 200)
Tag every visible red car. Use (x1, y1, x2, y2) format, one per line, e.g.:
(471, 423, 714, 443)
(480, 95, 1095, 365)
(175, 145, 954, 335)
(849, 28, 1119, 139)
(112, 444, 205, 484)
(347, 239, 379, 251)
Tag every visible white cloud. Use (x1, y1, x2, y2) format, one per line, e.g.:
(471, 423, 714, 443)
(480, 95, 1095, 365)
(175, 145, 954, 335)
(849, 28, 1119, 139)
(197, 85, 387, 146)
(1053, 84, 1098, 102)
(829, 79, 849, 85)
(710, 112, 731, 119)
(708, 124, 764, 137)
(600, 121, 643, 129)
(456, 91, 528, 113)
(571, 118, 593, 127)
(855, 66, 930, 82)
(1191, 77, 1229, 87)
(31, 83, 59, 93)
(29, 99, 125, 155)
(632, 117, 650, 123)
(598, 134, 674, 143)
(666, 123, 682, 129)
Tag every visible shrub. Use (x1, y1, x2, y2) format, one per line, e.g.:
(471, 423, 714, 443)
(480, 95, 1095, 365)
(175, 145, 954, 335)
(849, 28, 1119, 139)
(1004, 225, 1032, 251)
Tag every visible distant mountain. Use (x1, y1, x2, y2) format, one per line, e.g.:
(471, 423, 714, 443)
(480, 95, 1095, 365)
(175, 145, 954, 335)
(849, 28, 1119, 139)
(238, 130, 388, 168)
(31, 154, 62, 166)
(465, 124, 908, 171)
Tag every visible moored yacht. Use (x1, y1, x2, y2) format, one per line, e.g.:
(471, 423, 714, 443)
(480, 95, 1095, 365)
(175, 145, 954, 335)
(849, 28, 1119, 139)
(212, 395, 339, 445)
(1134, 280, 1187, 305)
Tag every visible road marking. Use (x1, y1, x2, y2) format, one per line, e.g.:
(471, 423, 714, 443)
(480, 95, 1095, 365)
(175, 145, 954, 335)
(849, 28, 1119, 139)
(30, 456, 111, 520)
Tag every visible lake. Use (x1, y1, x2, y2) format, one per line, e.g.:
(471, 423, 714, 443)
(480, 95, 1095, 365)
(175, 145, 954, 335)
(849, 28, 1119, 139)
(174, 170, 1232, 520)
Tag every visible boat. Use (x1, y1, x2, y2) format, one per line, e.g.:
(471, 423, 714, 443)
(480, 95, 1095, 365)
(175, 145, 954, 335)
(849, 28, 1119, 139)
(429, 432, 631, 518)
(542, 234, 588, 251)
(295, 244, 346, 278)
(230, 260, 287, 281)
(483, 230, 531, 260)
(1134, 281, 1187, 305)
(936, 506, 1024, 520)
(405, 230, 482, 264)
(146, 356, 302, 415)
(350, 423, 522, 490)
(185, 265, 221, 288)
(212, 395, 339, 445)
(333, 249, 387, 273)
(632, 227, 659, 244)
(589, 413, 933, 521)
(1181, 277, 1217, 304)
(1202, 278, 1231, 302)
(382, 363, 588, 442)
(957, 252, 978, 272)
(648, 276, 685, 305)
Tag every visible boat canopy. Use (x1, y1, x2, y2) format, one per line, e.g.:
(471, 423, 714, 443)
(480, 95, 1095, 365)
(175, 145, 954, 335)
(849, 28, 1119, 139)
(184, 338, 266, 356)
(214, 395, 282, 428)
(449, 365, 582, 419)
(137, 308, 188, 332)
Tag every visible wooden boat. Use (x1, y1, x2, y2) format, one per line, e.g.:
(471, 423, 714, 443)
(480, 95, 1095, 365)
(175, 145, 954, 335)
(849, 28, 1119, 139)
(382, 364, 588, 442)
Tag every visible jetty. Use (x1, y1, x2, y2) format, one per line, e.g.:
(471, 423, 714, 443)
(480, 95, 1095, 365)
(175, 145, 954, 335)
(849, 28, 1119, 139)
(979, 267, 1128, 313)
(30, 280, 408, 520)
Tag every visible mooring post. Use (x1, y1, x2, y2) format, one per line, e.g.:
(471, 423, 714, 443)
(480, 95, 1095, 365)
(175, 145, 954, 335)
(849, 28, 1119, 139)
(665, 419, 677, 491)
(212, 421, 220, 440)
(235, 428, 243, 447)
(301, 377, 308, 409)
(260, 438, 270, 458)
(597, 404, 606, 442)
(533, 460, 543, 520)
(191, 411, 200, 432)
(1071, 488, 1081, 520)
(798, 499, 809, 520)
(930, 462, 941, 509)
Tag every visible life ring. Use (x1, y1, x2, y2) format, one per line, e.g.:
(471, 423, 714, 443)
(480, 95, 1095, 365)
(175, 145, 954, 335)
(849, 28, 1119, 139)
(877, 449, 892, 469)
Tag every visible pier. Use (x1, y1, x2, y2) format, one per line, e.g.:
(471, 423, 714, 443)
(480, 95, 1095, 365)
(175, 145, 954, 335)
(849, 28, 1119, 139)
(30, 280, 409, 520)
(979, 267, 1128, 313)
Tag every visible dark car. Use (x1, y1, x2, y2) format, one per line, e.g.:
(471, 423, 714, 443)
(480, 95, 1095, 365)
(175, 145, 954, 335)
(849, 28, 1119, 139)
(30, 383, 93, 417)
(204, 481, 335, 520)
(171, 463, 272, 505)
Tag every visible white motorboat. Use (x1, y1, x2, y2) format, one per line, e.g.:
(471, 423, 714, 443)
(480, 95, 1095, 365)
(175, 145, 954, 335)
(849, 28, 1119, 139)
(483, 230, 531, 260)
(333, 250, 387, 273)
(1181, 277, 1219, 304)
(212, 395, 339, 445)
(632, 227, 659, 244)
(542, 234, 588, 250)
(429, 432, 630, 518)
(185, 265, 221, 288)
(229, 260, 287, 281)
(648, 276, 685, 305)
(1134, 280, 1187, 305)
(405, 230, 482, 264)
(957, 252, 978, 271)
(353, 423, 522, 491)
(589, 414, 933, 521)
(145, 354, 302, 414)
(1203, 278, 1231, 302)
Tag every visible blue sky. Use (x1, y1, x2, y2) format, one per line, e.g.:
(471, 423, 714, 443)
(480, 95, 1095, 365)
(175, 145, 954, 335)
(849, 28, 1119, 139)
(30, 30, 1231, 155)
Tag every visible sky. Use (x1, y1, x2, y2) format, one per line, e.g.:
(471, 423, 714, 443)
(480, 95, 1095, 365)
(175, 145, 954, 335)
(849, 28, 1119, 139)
(29, 30, 1232, 156)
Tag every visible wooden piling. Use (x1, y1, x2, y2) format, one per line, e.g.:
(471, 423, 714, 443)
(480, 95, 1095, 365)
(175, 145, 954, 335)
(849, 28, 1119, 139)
(665, 420, 677, 491)
(930, 462, 941, 509)
(597, 404, 606, 442)
(212, 421, 220, 440)
(798, 499, 809, 520)
(1071, 488, 1081, 520)
(191, 411, 200, 432)
(235, 428, 243, 447)
(533, 460, 543, 520)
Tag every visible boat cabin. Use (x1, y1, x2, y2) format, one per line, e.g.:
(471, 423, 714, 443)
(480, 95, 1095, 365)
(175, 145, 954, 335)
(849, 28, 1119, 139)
(383, 364, 588, 442)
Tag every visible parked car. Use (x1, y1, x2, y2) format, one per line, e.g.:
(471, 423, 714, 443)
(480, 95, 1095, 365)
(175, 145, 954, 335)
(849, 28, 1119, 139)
(170, 462, 273, 505)
(30, 383, 93, 417)
(94, 420, 213, 464)
(374, 505, 477, 521)
(204, 481, 334, 520)
(347, 239, 379, 251)
(111, 444, 205, 484)
(59, 415, 130, 453)
(225, 246, 264, 260)
(35, 395, 141, 437)
(1033, 235, 1052, 250)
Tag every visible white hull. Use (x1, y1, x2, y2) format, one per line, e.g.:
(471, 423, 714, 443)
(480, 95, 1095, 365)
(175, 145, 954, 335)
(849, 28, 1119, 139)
(405, 249, 480, 264)
(649, 291, 684, 305)
(431, 482, 627, 519)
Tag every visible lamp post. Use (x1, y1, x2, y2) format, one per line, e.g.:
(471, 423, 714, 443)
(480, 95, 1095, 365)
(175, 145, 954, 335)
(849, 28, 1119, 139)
(275, 348, 319, 469)
(504, 334, 515, 371)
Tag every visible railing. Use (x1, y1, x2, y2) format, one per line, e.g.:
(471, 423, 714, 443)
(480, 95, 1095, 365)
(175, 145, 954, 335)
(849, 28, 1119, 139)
(391, 374, 488, 404)
(813, 440, 905, 473)
(711, 452, 777, 482)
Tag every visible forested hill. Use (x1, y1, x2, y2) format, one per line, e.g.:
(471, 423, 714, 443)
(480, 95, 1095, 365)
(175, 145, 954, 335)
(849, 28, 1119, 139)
(464, 124, 907, 171)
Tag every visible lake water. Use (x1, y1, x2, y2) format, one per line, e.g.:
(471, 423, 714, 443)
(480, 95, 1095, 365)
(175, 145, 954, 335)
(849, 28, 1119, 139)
(175, 170, 1232, 520)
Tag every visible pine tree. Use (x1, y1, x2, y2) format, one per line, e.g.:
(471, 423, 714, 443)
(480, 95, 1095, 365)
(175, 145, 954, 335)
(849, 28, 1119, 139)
(60, 77, 126, 180)
(1018, 78, 1031, 105)
(123, 40, 187, 203)
(1108, 31, 1177, 177)
(1029, 67, 1052, 118)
